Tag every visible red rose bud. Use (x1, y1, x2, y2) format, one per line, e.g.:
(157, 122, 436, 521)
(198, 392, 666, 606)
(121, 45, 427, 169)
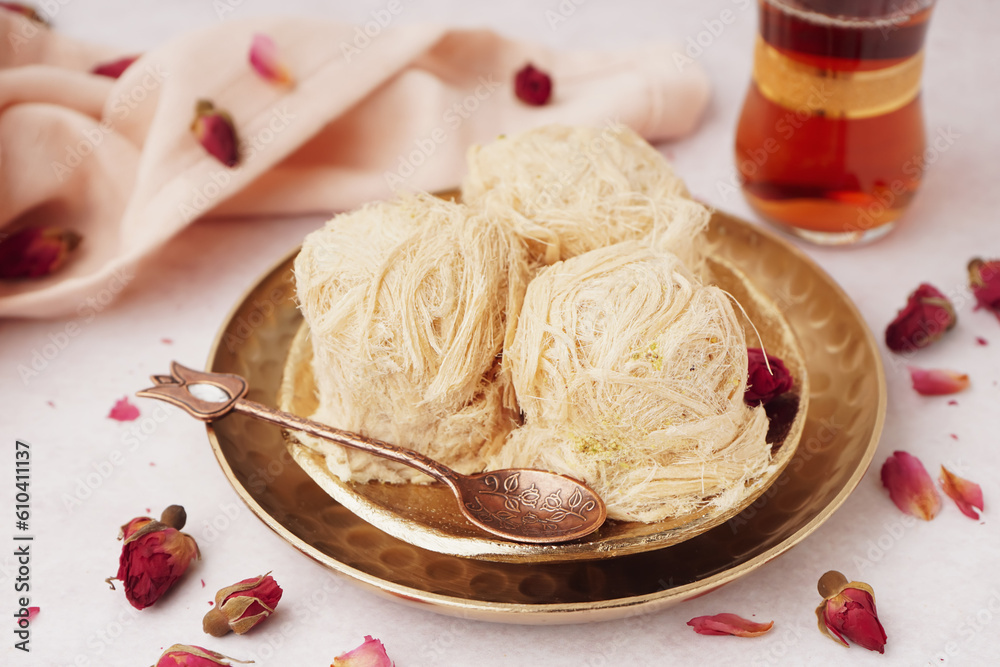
(107, 505, 199, 610)
(0, 2, 47, 24)
(514, 63, 553, 106)
(154, 644, 249, 666)
(885, 283, 956, 353)
(815, 571, 887, 653)
(332, 636, 394, 667)
(744, 348, 793, 405)
(968, 258, 1000, 322)
(91, 55, 140, 79)
(880, 450, 941, 521)
(686, 613, 774, 637)
(203, 573, 283, 636)
(0, 227, 81, 279)
(191, 100, 240, 167)
(249, 33, 294, 86)
(939, 466, 984, 520)
(908, 367, 970, 396)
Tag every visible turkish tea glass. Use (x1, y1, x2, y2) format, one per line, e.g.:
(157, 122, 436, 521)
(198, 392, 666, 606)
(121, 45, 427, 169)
(735, 0, 935, 245)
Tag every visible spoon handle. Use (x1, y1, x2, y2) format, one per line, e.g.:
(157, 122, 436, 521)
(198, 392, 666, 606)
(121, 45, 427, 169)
(233, 398, 456, 487)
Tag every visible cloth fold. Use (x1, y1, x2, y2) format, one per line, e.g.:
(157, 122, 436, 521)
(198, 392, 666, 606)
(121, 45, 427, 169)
(0, 13, 710, 319)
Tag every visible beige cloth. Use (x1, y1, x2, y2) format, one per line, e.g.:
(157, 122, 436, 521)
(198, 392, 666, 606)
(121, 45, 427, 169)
(0, 13, 710, 319)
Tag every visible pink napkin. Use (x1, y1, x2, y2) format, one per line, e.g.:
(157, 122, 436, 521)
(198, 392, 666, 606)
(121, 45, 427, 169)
(0, 13, 710, 319)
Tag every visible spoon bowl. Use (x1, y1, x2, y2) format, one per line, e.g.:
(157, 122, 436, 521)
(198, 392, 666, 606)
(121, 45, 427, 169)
(453, 469, 606, 544)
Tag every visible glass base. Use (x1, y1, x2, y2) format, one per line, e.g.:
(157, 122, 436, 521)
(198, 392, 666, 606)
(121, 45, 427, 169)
(741, 192, 904, 246)
(769, 219, 897, 246)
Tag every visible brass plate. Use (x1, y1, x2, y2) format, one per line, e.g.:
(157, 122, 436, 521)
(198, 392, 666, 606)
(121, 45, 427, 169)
(277, 256, 809, 563)
(205, 211, 885, 624)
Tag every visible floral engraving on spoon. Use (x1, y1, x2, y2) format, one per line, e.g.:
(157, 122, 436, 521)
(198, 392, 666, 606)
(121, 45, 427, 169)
(465, 472, 601, 537)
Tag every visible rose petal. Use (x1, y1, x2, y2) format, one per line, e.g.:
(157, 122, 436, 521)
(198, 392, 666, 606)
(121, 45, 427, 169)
(820, 589, 887, 653)
(514, 63, 552, 106)
(968, 258, 1000, 321)
(881, 450, 941, 520)
(108, 397, 140, 421)
(0, 227, 82, 279)
(0, 2, 47, 24)
(744, 348, 794, 405)
(155, 644, 243, 666)
(332, 635, 394, 666)
(908, 367, 970, 395)
(190, 100, 240, 167)
(27, 606, 39, 621)
(686, 613, 774, 637)
(940, 467, 984, 520)
(249, 33, 294, 85)
(205, 573, 283, 636)
(91, 55, 139, 79)
(885, 283, 957, 353)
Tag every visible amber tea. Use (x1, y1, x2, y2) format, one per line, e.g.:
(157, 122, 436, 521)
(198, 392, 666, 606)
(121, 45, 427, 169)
(735, 0, 934, 244)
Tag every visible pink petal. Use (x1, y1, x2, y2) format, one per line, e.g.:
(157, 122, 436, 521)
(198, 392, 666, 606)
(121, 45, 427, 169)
(27, 606, 39, 621)
(249, 33, 294, 85)
(91, 55, 139, 79)
(108, 397, 140, 421)
(976, 337, 989, 346)
(908, 367, 970, 396)
(191, 101, 240, 167)
(333, 636, 394, 666)
(881, 451, 941, 520)
(686, 613, 774, 637)
(940, 467, 984, 520)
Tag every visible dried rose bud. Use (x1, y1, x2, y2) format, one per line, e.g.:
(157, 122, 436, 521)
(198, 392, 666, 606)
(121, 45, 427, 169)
(815, 570, 887, 653)
(203, 573, 283, 636)
(249, 34, 294, 86)
(0, 2, 47, 24)
(744, 348, 793, 405)
(687, 613, 774, 637)
(968, 258, 1000, 322)
(154, 644, 248, 666)
(191, 100, 240, 167)
(908, 367, 970, 395)
(880, 450, 941, 520)
(332, 636, 393, 667)
(885, 283, 956, 353)
(106, 505, 199, 610)
(939, 466, 984, 520)
(0, 227, 81, 279)
(91, 55, 140, 79)
(514, 63, 552, 106)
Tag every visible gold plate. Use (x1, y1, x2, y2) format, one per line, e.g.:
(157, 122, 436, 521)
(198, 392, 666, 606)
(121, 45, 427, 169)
(277, 255, 809, 563)
(205, 210, 885, 624)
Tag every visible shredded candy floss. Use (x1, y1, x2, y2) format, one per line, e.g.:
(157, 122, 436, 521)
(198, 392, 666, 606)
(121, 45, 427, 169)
(490, 242, 770, 522)
(461, 124, 709, 268)
(293, 125, 777, 523)
(294, 192, 529, 483)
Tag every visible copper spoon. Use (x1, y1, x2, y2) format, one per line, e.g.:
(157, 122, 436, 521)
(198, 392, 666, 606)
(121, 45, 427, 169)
(137, 362, 607, 544)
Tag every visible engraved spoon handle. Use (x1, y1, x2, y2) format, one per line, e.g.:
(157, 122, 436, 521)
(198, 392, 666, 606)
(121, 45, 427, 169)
(232, 398, 457, 487)
(135, 361, 458, 486)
